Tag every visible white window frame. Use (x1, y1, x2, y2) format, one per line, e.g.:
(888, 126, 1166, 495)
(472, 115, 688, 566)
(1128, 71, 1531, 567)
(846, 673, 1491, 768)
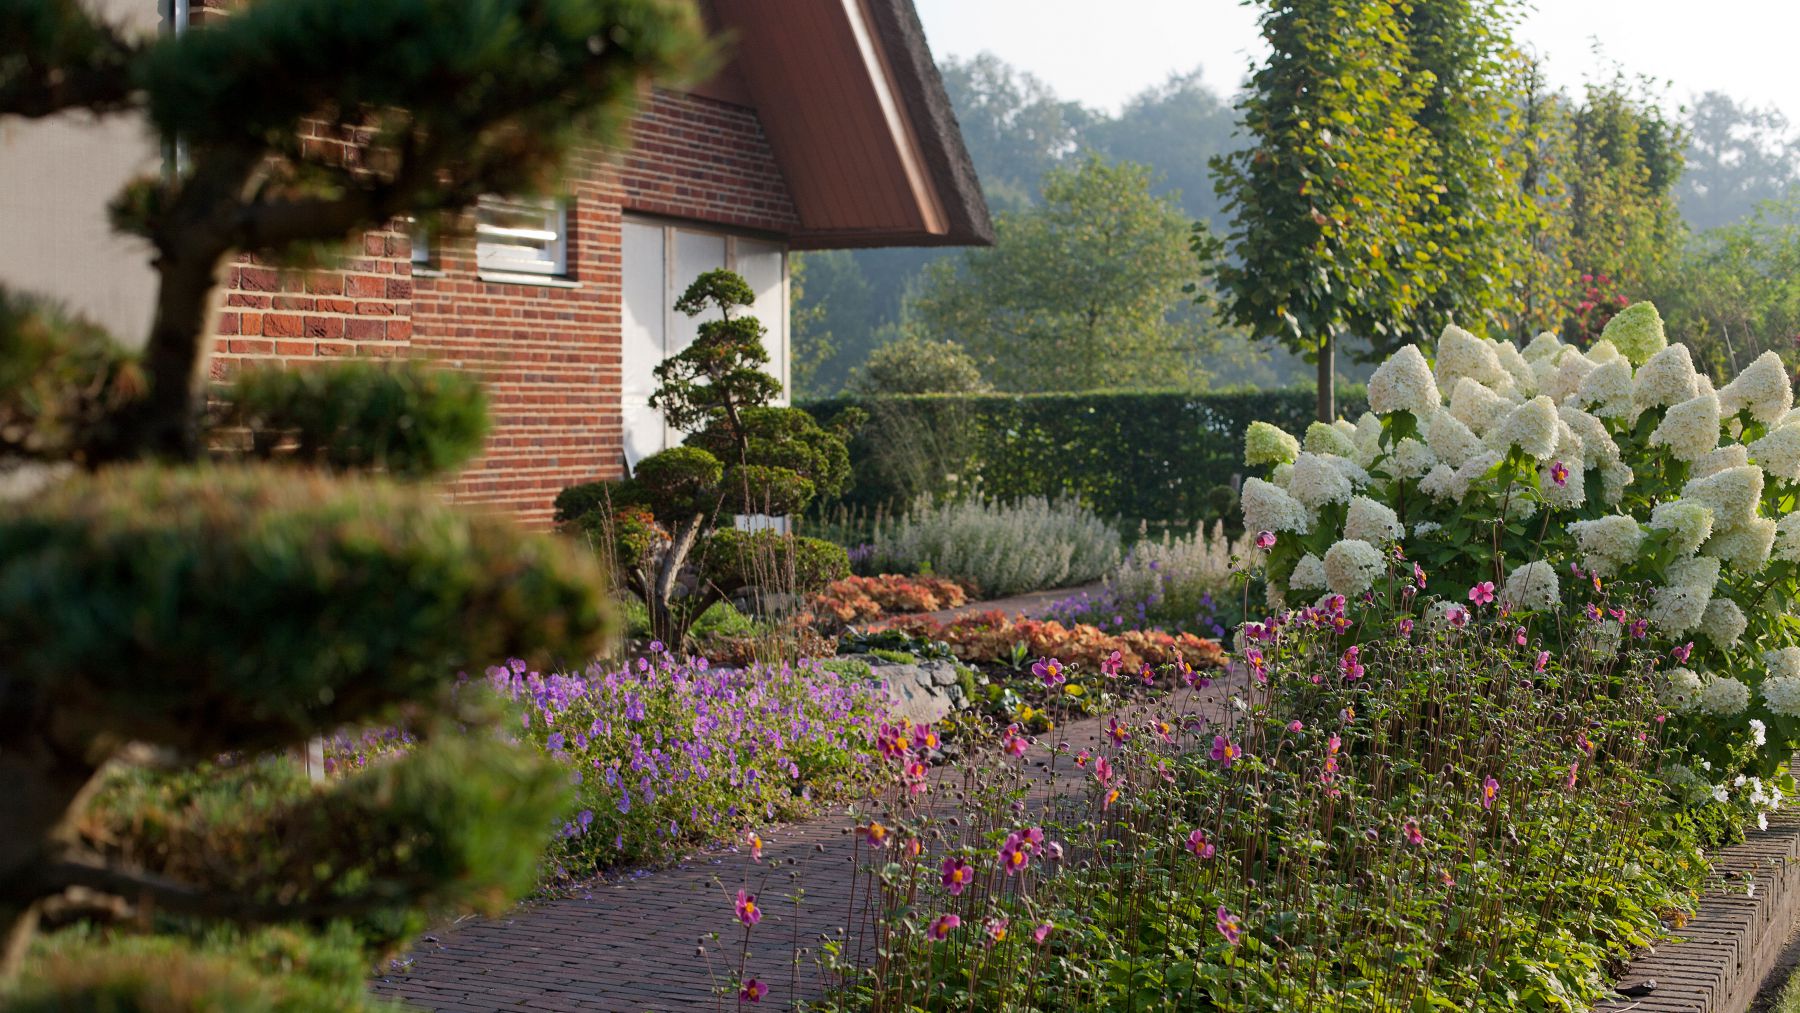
(475, 196, 569, 283)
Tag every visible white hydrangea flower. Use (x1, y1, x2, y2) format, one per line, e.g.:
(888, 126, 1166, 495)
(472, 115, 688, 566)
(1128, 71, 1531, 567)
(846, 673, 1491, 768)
(1245, 421, 1301, 467)
(1775, 513, 1800, 563)
(1633, 343, 1699, 413)
(1453, 449, 1502, 497)
(1768, 647, 1800, 682)
(1649, 584, 1710, 636)
(1427, 599, 1471, 628)
(1493, 339, 1537, 395)
(1434, 324, 1506, 390)
(1448, 376, 1511, 434)
(1288, 552, 1328, 591)
(1718, 350, 1794, 425)
(1386, 437, 1436, 480)
(1601, 462, 1634, 505)
(1304, 420, 1356, 457)
(1557, 405, 1619, 468)
(1567, 514, 1644, 577)
(1541, 456, 1586, 509)
(1650, 500, 1714, 556)
(1576, 358, 1634, 418)
(1666, 555, 1721, 597)
(1699, 674, 1751, 716)
(1326, 454, 1371, 489)
(1504, 495, 1538, 522)
(1323, 538, 1385, 596)
(1586, 338, 1623, 364)
(1287, 452, 1355, 510)
(1343, 495, 1403, 544)
(1544, 350, 1597, 404)
(1419, 464, 1462, 502)
(1749, 422, 1800, 482)
(1683, 465, 1765, 529)
(1764, 676, 1800, 718)
(1693, 444, 1750, 480)
(1600, 301, 1667, 365)
(1706, 517, 1777, 571)
(1700, 597, 1747, 649)
(1269, 462, 1293, 488)
(1425, 407, 1485, 468)
(1502, 560, 1559, 610)
(1241, 478, 1310, 534)
(1486, 396, 1560, 460)
(1649, 392, 1721, 462)
(1367, 344, 1441, 417)
(1697, 372, 1716, 397)
(1530, 356, 1562, 400)
(1350, 412, 1382, 469)
(1662, 667, 1704, 712)
(1523, 330, 1564, 362)
(1413, 520, 1442, 537)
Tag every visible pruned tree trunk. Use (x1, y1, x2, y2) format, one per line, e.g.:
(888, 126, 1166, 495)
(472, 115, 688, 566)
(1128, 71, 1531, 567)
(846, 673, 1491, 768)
(1316, 330, 1336, 423)
(646, 513, 705, 648)
(129, 247, 232, 461)
(0, 728, 105, 979)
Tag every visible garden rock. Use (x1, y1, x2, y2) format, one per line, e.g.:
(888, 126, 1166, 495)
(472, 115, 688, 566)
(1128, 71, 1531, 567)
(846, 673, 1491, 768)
(855, 657, 967, 725)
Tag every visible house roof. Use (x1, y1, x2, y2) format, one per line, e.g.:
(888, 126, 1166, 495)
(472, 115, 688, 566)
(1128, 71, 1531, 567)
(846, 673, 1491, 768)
(703, 0, 993, 250)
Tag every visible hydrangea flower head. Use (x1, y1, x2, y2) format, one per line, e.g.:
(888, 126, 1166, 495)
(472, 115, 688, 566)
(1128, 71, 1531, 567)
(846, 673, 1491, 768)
(1343, 495, 1403, 544)
(1706, 517, 1777, 571)
(1486, 396, 1560, 460)
(1633, 342, 1700, 412)
(1304, 420, 1356, 457)
(1649, 500, 1714, 556)
(1244, 420, 1301, 466)
(1749, 422, 1800, 481)
(1368, 344, 1441, 417)
(1323, 538, 1384, 596)
(1241, 477, 1311, 534)
(1683, 465, 1765, 528)
(1426, 407, 1485, 467)
(1288, 552, 1327, 592)
(1718, 350, 1794, 425)
(1576, 358, 1634, 418)
(1501, 560, 1559, 611)
(1700, 597, 1747, 649)
(1776, 512, 1800, 563)
(1434, 324, 1506, 389)
(1566, 514, 1643, 578)
(1288, 452, 1356, 509)
(1649, 391, 1721, 462)
(1698, 673, 1750, 715)
(1599, 300, 1666, 365)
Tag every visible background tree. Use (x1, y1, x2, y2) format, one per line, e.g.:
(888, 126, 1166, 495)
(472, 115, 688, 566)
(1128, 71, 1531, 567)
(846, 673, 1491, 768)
(1210, 0, 1434, 421)
(851, 334, 989, 395)
(1677, 91, 1800, 232)
(0, 0, 701, 1000)
(1651, 194, 1800, 377)
(913, 157, 1207, 392)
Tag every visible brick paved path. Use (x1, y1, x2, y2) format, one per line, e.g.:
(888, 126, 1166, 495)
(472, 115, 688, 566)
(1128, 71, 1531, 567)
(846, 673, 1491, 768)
(371, 677, 1241, 1013)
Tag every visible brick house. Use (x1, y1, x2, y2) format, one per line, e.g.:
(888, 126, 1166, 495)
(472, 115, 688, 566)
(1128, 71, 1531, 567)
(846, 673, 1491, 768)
(0, 0, 991, 528)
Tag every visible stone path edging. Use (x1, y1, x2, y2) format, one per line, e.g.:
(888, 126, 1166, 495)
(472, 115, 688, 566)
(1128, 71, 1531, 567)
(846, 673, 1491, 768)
(1601, 811, 1800, 1013)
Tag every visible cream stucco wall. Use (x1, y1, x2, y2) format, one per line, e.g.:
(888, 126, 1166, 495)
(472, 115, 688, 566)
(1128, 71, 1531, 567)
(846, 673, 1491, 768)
(0, 0, 167, 348)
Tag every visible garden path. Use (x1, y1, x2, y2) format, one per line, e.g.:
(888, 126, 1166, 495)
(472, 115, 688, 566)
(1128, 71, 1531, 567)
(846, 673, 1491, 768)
(923, 580, 1103, 623)
(370, 674, 1242, 1013)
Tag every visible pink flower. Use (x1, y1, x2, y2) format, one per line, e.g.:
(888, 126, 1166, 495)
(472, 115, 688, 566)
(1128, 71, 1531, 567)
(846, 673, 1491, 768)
(1216, 906, 1243, 945)
(1413, 562, 1428, 588)
(1255, 530, 1277, 550)
(1514, 627, 1528, 646)
(1446, 605, 1468, 628)
(735, 889, 762, 927)
(984, 917, 1009, 945)
(927, 913, 961, 941)
(1468, 582, 1495, 606)
(1002, 725, 1030, 758)
(745, 831, 763, 862)
(1186, 828, 1215, 858)
(1481, 776, 1499, 811)
(1210, 735, 1241, 769)
(1094, 755, 1115, 785)
(940, 856, 975, 895)
(1631, 619, 1648, 639)
(1673, 642, 1693, 663)
(1584, 603, 1603, 622)
(1398, 617, 1414, 637)
(739, 978, 768, 1003)
(998, 834, 1031, 875)
(1403, 820, 1425, 847)
(1339, 645, 1364, 681)
(1535, 650, 1550, 672)
(1107, 716, 1131, 746)
(1032, 657, 1065, 687)
(1287, 719, 1303, 733)
(1549, 460, 1569, 487)
(1101, 786, 1121, 810)
(1032, 922, 1053, 945)
(1100, 650, 1124, 678)
(1566, 763, 1580, 790)
(1245, 647, 1267, 682)
(1150, 719, 1174, 744)
(858, 821, 890, 849)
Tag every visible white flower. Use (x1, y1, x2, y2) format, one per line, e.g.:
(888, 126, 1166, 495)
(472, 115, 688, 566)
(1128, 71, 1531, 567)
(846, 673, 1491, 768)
(1700, 597, 1747, 649)
(1705, 517, 1777, 571)
(1434, 324, 1506, 389)
(1453, 449, 1502, 497)
(1419, 464, 1462, 502)
(1557, 405, 1619, 468)
(1304, 420, 1356, 458)
(1713, 783, 1731, 804)
(1600, 301, 1667, 365)
(1750, 719, 1768, 748)
(1693, 444, 1750, 479)
(1326, 454, 1371, 489)
(1649, 500, 1714, 556)
(1343, 495, 1403, 544)
(1649, 584, 1710, 636)
(1523, 330, 1564, 362)
(1683, 465, 1765, 528)
(1666, 555, 1722, 598)
(1544, 350, 1597, 404)
(1493, 339, 1537, 395)
(1368, 344, 1441, 417)
(1502, 560, 1559, 610)
(1601, 462, 1634, 505)
(1718, 350, 1794, 425)
(1286, 453, 1354, 510)
(1485, 396, 1560, 460)
(1413, 520, 1442, 537)
(1289, 553, 1328, 591)
(1269, 462, 1293, 488)
(1575, 358, 1634, 418)
(1764, 675, 1800, 718)
(1586, 338, 1623, 364)
(1749, 422, 1800, 482)
(1386, 437, 1436, 480)
(1351, 412, 1383, 468)
(1633, 343, 1699, 412)
(1767, 646, 1800, 682)
(1426, 407, 1485, 468)
(1699, 674, 1751, 715)
(1776, 513, 1800, 563)
(1448, 377, 1511, 434)
(1323, 539, 1385, 596)
(1245, 421, 1301, 466)
(1567, 514, 1644, 577)
(1649, 392, 1721, 462)
(1541, 455, 1586, 509)
(1241, 478, 1311, 534)
(1662, 667, 1704, 712)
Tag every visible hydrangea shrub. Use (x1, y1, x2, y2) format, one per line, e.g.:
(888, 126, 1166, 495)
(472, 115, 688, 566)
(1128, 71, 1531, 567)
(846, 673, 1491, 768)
(1241, 303, 1800, 774)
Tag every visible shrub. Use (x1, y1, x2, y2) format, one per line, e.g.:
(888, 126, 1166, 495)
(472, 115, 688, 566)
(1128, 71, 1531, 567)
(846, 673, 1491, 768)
(0, 289, 142, 463)
(1048, 521, 1255, 636)
(873, 496, 1120, 598)
(1239, 311, 1800, 776)
(810, 574, 970, 626)
(216, 361, 490, 478)
(851, 335, 988, 395)
(701, 528, 850, 598)
(878, 609, 1225, 674)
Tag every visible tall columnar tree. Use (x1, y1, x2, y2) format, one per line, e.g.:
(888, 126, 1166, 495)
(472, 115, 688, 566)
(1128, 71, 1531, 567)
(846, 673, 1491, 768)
(0, 0, 704, 1001)
(1210, 0, 1435, 421)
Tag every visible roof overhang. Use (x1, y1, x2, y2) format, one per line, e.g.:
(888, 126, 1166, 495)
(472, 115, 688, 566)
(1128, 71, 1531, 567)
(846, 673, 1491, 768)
(706, 0, 993, 250)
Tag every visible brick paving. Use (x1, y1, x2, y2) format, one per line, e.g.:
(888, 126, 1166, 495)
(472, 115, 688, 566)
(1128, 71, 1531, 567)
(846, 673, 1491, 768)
(371, 677, 1241, 1013)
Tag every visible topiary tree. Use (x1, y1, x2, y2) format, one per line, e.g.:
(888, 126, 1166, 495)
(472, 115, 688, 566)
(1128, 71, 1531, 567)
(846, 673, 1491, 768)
(0, 0, 704, 1001)
(558, 269, 857, 648)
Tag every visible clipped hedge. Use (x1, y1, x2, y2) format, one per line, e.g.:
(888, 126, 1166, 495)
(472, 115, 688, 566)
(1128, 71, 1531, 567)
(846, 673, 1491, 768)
(804, 386, 1365, 524)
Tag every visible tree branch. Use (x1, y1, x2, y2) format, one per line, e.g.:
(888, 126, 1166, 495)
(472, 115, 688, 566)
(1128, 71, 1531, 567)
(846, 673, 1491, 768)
(0, 0, 139, 120)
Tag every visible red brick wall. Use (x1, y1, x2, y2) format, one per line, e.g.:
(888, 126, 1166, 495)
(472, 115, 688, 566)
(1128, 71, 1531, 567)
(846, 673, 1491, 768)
(207, 87, 797, 530)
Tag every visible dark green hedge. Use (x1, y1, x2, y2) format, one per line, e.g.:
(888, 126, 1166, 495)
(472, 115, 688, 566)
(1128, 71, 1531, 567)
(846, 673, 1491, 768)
(804, 386, 1365, 525)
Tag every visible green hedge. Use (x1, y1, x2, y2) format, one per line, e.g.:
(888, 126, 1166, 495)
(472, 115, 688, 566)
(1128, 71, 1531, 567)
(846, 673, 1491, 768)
(803, 386, 1364, 525)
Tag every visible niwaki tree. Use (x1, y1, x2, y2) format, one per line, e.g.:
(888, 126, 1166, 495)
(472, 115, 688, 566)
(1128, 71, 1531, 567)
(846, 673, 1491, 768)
(0, 0, 705, 1003)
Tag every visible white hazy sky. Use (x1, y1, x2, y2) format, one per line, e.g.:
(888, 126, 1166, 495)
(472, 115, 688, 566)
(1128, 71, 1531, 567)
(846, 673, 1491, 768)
(912, 0, 1800, 119)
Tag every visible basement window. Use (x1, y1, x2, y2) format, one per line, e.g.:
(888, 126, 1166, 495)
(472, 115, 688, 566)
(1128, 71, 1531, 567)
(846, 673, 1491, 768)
(475, 196, 569, 281)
